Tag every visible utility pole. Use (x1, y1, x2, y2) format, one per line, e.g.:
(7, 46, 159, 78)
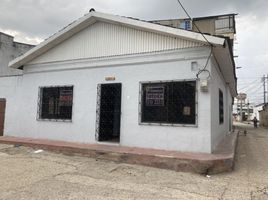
(267, 74, 268, 103)
(240, 99, 243, 122)
(247, 100, 250, 121)
(237, 93, 247, 122)
(263, 75, 266, 104)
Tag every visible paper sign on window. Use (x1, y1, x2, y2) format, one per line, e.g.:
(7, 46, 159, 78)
(146, 86, 165, 106)
(59, 89, 73, 106)
(183, 106, 191, 116)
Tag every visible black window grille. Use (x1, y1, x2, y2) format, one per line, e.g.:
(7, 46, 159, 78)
(141, 81, 196, 125)
(39, 86, 73, 120)
(219, 89, 224, 124)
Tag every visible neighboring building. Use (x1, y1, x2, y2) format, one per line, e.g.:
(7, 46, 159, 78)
(253, 103, 265, 120)
(233, 98, 254, 121)
(0, 11, 237, 153)
(0, 32, 34, 136)
(151, 14, 236, 48)
(254, 103, 268, 126)
(259, 104, 268, 127)
(0, 32, 34, 76)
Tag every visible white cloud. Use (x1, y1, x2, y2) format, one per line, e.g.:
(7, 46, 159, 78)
(0, 28, 43, 45)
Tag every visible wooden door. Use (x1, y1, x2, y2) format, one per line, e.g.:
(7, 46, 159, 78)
(0, 99, 6, 136)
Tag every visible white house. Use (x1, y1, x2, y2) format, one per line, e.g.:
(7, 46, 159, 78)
(0, 11, 237, 153)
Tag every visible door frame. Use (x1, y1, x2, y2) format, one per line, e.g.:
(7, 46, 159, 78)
(95, 83, 122, 143)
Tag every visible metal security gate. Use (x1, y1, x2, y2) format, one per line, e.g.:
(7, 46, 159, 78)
(96, 83, 122, 142)
(0, 99, 6, 136)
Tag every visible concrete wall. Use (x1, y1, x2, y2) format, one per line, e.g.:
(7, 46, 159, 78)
(210, 56, 233, 152)
(151, 19, 183, 29)
(2, 48, 213, 153)
(259, 105, 268, 127)
(151, 18, 216, 35)
(193, 19, 215, 35)
(0, 32, 34, 76)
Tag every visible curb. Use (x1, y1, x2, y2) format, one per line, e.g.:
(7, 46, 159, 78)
(0, 133, 238, 174)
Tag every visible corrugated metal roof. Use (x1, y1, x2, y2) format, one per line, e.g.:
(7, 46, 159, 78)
(29, 21, 206, 65)
(9, 11, 225, 69)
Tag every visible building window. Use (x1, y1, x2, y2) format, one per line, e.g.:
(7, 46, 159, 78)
(179, 20, 192, 30)
(215, 15, 234, 31)
(39, 86, 73, 120)
(219, 89, 224, 124)
(140, 81, 196, 125)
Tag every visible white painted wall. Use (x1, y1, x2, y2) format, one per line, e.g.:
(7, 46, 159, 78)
(3, 48, 213, 153)
(254, 105, 264, 120)
(0, 76, 23, 133)
(210, 57, 233, 152)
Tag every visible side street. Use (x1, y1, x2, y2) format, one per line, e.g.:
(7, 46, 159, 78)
(0, 122, 267, 200)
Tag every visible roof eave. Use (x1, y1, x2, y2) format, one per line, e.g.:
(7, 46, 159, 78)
(9, 11, 225, 69)
(9, 13, 97, 69)
(212, 40, 237, 97)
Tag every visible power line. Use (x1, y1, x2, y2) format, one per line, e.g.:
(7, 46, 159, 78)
(252, 96, 264, 99)
(238, 78, 261, 84)
(176, 0, 213, 79)
(196, 47, 212, 78)
(238, 79, 260, 91)
(242, 82, 263, 93)
(239, 82, 257, 85)
(239, 81, 262, 93)
(238, 77, 263, 79)
(176, 0, 212, 46)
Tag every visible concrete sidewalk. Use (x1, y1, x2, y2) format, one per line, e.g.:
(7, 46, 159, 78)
(0, 131, 238, 174)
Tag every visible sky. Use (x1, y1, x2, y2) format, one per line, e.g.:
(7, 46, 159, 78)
(0, 0, 267, 105)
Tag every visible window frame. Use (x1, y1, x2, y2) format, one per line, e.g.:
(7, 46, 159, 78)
(215, 15, 234, 32)
(37, 85, 74, 122)
(138, 79, 198, 127)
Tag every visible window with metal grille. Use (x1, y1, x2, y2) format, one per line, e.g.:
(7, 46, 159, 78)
(140, 81, 196, 125)
(219, 89, 224, 124)
(39, 86, 73, 120)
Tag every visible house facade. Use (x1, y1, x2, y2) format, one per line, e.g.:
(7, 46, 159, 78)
(254, 103, 268, 126)
(0, 11, 237, 153)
